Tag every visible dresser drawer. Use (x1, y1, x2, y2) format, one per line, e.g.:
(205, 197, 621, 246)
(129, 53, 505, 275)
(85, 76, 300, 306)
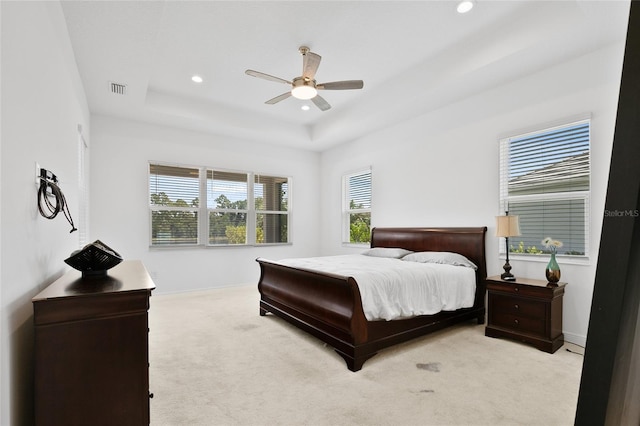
(490, 294, 546, 318)
(490, 311, 547, 337)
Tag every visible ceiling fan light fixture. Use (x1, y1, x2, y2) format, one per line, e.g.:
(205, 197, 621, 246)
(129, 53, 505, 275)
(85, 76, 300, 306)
(291, 85, 317, 100)
(291, 77, 318, 100)
(457, 0, 475, 13)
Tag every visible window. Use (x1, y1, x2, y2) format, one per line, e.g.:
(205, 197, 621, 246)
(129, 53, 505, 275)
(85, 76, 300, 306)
(499, 119, 590, 257)
(255, 175, 289, 244)
(208, 170, 249, 245)
(343, 168, 372, 244)
(149, 164, 200, 245)
(149, 163, 290, 247)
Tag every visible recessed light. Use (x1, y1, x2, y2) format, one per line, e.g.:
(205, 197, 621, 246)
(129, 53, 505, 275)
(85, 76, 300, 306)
(191, 75, 203, 83)
(301, 105, 310, 111)
(457, 0, 475, 14)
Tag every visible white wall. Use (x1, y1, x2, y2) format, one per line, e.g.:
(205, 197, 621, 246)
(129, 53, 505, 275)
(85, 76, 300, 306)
(319, 43, 625, 347)
(0, 2, 90, 424)
(89, 115, 321, 294)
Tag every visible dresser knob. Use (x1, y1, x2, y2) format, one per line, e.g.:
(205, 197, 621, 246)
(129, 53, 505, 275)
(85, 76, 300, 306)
(514, 304, 519, 310)
(514, 319, 519, 325)
(515, 287, 519, 292)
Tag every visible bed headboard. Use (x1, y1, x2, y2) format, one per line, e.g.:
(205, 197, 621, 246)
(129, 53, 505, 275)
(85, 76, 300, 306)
(370, 227, 487, 280)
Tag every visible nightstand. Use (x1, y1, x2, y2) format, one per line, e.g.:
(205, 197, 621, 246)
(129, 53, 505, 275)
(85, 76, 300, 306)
(485, 275, 566, 353)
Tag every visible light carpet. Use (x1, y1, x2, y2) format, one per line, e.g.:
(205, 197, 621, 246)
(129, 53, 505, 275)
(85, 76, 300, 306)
(149, 285, 584, 426)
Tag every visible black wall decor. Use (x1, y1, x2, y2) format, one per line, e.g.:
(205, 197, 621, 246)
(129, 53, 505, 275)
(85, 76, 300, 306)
(575, 1, 640, 424)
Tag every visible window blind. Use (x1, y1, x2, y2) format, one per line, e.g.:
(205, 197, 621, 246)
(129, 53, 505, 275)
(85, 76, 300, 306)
(507, 199, 587, 255)
(344, 169, 372, 244)
(508, 122, 590, 196)
(347, 170, 372, 210)
(149, 164, 200, 207)
(207, 170, 248, 209)
(500, 120, 590, 256)
(149, 164, 200, 245)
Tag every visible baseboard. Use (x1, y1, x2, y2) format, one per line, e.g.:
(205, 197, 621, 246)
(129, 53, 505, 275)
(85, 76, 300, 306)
(564, 331, 587, 348)
(153, 283, 255, 296)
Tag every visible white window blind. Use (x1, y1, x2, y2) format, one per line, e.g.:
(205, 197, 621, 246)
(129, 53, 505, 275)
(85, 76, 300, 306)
(149, 164, 200, 245)
(499, 120, 590, 256)
(343, 168, 372, 244)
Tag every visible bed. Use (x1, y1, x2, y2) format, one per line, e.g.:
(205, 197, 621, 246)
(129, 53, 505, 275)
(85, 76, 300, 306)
(257, 227, 488, 371)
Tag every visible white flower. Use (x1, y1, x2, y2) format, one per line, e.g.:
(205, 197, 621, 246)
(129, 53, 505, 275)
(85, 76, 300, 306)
(542, 237, 563, 253)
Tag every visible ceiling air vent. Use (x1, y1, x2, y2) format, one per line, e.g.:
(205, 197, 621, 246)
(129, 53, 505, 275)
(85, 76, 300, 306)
(109, 81, 127, 95)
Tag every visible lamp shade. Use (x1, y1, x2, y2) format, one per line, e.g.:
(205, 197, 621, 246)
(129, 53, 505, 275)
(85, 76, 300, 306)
(495, 215, 521, 237)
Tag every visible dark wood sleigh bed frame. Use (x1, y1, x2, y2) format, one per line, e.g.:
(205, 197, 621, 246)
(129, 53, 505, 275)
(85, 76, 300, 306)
(257, 227, 488, 372)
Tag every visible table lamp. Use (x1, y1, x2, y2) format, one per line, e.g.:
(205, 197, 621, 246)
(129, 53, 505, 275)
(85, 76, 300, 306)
(496, 213, 521, 281)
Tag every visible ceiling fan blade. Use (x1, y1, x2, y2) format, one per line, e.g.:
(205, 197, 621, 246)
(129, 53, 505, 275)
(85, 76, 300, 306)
(265, 92, 291, 105)
(302, 52, 321, 79)
(245, 69, 291, 85)
(317, 80, 364, 90)
(311, 95, 331, 111)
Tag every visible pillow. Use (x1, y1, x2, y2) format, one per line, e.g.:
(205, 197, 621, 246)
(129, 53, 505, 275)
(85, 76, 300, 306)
(402, 251, 477, 270)
(361, 247, 414, 259)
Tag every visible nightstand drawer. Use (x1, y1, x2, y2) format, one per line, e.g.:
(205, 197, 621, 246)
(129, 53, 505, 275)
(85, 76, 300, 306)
(491, 312, 546, 337)
(487, 281, 551, 298)
(490, 294, 546, 318)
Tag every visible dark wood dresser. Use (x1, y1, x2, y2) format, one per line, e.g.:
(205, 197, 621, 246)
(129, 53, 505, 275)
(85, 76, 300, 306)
(33, 260, 155, 426)
(485, 275, 566, 353)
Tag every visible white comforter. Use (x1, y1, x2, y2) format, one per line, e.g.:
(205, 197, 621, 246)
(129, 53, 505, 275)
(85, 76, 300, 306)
(273, 254, 476, 321)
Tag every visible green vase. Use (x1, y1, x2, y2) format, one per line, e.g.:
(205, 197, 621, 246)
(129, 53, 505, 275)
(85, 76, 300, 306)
(545, 252, 561, 283)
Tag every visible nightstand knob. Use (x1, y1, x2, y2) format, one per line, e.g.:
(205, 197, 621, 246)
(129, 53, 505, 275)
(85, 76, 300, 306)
(514, 319, 519, 325)
(515, 287, 519, 292)
(514, 304, 519, 310)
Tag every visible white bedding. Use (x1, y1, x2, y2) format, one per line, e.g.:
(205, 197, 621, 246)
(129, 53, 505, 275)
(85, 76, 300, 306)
(273, 254, 476, 321)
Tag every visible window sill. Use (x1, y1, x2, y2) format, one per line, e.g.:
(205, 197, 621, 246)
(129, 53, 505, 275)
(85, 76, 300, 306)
(150, 242, 292, 249)
(500, 253, 591, 266)
(342, 242, 370, 248)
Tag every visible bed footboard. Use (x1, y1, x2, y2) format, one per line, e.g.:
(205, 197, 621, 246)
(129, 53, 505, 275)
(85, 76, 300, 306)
(257, 258, 374, 370)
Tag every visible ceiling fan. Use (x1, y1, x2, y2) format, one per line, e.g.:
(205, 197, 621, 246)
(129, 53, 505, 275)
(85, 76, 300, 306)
(245, 46, 364, 111)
